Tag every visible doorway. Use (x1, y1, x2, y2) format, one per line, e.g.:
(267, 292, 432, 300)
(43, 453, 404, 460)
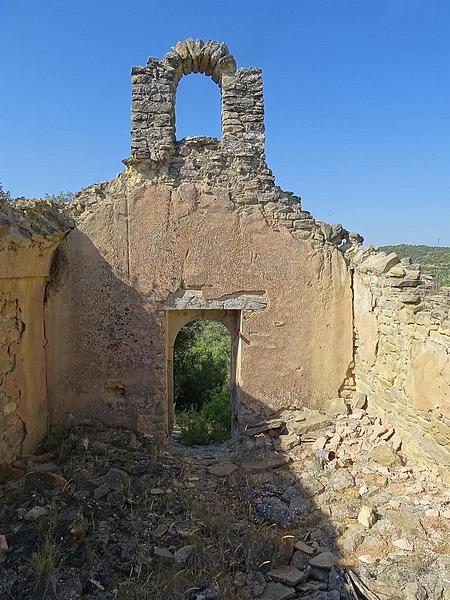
(165, 310, 240, 443)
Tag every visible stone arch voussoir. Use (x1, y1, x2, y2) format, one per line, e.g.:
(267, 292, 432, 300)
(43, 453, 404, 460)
(162, 38, 236, 87)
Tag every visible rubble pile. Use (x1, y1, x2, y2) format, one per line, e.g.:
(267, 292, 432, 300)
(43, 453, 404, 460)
(0, 406, 449, 599)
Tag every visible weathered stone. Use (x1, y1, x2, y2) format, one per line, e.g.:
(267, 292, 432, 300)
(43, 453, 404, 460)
(293, 540, 315, 555)
(268, 565, 306, 586)
(0, 534, 8, 553)
(324, 397, 349, 416)
(360, 252, 400, 274)
(209, 462, 239, 477)
(309, 551, 339, 569)
(258, 582, 296, 600)
(389, 265, 406, 277)
(289, 414, 331, 435)
(330, 468, 355, 491)
(392, 538, 414, 551)
(338, 524, 365, 553)
(242, 419, 285, 437)
(370, 442, 402, 467)
(351, 392, 367, 410)
(154, 547, 173, 560)
(358, 505, 377, 528)
(275, 434, 300, 452)
(97, 468, 129, 491)
(363, 472, 388, 488)
(93, 485, 109, 500)
(312, 436, 328, 451)
(174, 545, 193, 564)
(254, 495, 294, 527)
(350, 408, 366, 420)
(153, 524, 168, 537)
(241, 453, 290, 473)
(24, 506, 48, 521)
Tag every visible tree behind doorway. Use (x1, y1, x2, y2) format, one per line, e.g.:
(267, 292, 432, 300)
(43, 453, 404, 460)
(174, 320, 231, 445)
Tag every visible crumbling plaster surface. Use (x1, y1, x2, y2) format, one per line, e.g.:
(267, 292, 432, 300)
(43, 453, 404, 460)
(45, 180, 353, 442)
(0, 200, 72, 464)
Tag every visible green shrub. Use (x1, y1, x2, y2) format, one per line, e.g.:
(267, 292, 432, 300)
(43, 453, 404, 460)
(177, 391, 231, 445)
(174, 320, 232, 445)
(44, 191, 74, 203)
(174, 320, 231, 412)
(201, 390, 232, 442)
(381, 244, 450, 289)
(177, 410, 210, 445)
(0, 183, 12, 202)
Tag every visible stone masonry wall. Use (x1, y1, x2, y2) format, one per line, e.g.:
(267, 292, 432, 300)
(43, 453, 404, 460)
(0, 199, 71, 466)
(45, 177, 353, 444)
(348, 244, 450, 482)
(125, 38, 361, 248)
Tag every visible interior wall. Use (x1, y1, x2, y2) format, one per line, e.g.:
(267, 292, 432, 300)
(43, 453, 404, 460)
(0, 200, 70, 465)
(45, 182, 354, 443)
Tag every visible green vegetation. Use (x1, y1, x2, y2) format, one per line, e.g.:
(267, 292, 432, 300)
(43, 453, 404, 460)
(381, 244, 450, 288)
(174, 320, 232, 445)
(0, 183, 73, 203)
(44, 191, 74, 203)
(29, 534, 60, 597)
(0, 183, 12, 202)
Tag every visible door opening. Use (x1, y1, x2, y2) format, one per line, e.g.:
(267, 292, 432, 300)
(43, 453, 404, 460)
(165, 309, 240, 444)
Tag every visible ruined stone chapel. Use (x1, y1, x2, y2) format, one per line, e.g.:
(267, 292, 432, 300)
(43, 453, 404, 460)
(1, 39, 449, 482)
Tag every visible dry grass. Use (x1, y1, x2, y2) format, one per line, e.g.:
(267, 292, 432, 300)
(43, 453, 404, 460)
(29, 535, 60, 598)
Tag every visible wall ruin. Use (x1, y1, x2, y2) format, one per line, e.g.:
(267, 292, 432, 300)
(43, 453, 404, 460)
(0, 200, 71, 466)
(0, 39, 449, 478)
(348, 246, 450, 482)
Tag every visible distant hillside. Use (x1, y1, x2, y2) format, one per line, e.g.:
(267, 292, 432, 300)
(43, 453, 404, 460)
(380, 244, 450, 288)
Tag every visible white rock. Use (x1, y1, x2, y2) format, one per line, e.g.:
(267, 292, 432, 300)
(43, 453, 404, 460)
(393, 538, 414, 551)
(390, 432, 402, 451)
(350, 409, 366, 420)
(358, 554, 377, 564)
(358, 505, 376, 528)
(327, 433, 342, 452)
(312, 436, 328, 451)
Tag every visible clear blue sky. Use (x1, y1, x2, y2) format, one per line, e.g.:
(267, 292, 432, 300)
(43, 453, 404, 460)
(1, 0, 449, 246)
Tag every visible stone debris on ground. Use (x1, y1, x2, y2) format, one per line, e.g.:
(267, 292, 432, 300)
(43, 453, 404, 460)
(0, 406, 449, 599)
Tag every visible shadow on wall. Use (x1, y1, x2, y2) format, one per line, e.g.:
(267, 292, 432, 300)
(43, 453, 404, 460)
(44, 229, 168, 440)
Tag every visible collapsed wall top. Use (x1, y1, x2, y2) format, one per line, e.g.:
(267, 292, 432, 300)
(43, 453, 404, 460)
(128, 38, 295, 207)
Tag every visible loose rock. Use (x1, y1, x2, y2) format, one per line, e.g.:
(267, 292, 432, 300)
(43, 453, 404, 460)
(24, 506, 48, 521)
(370, 442, 402, 467)
(268, 565, 306, 586)
(358, 505, 377, 528)
(309, 551, 339, 569)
